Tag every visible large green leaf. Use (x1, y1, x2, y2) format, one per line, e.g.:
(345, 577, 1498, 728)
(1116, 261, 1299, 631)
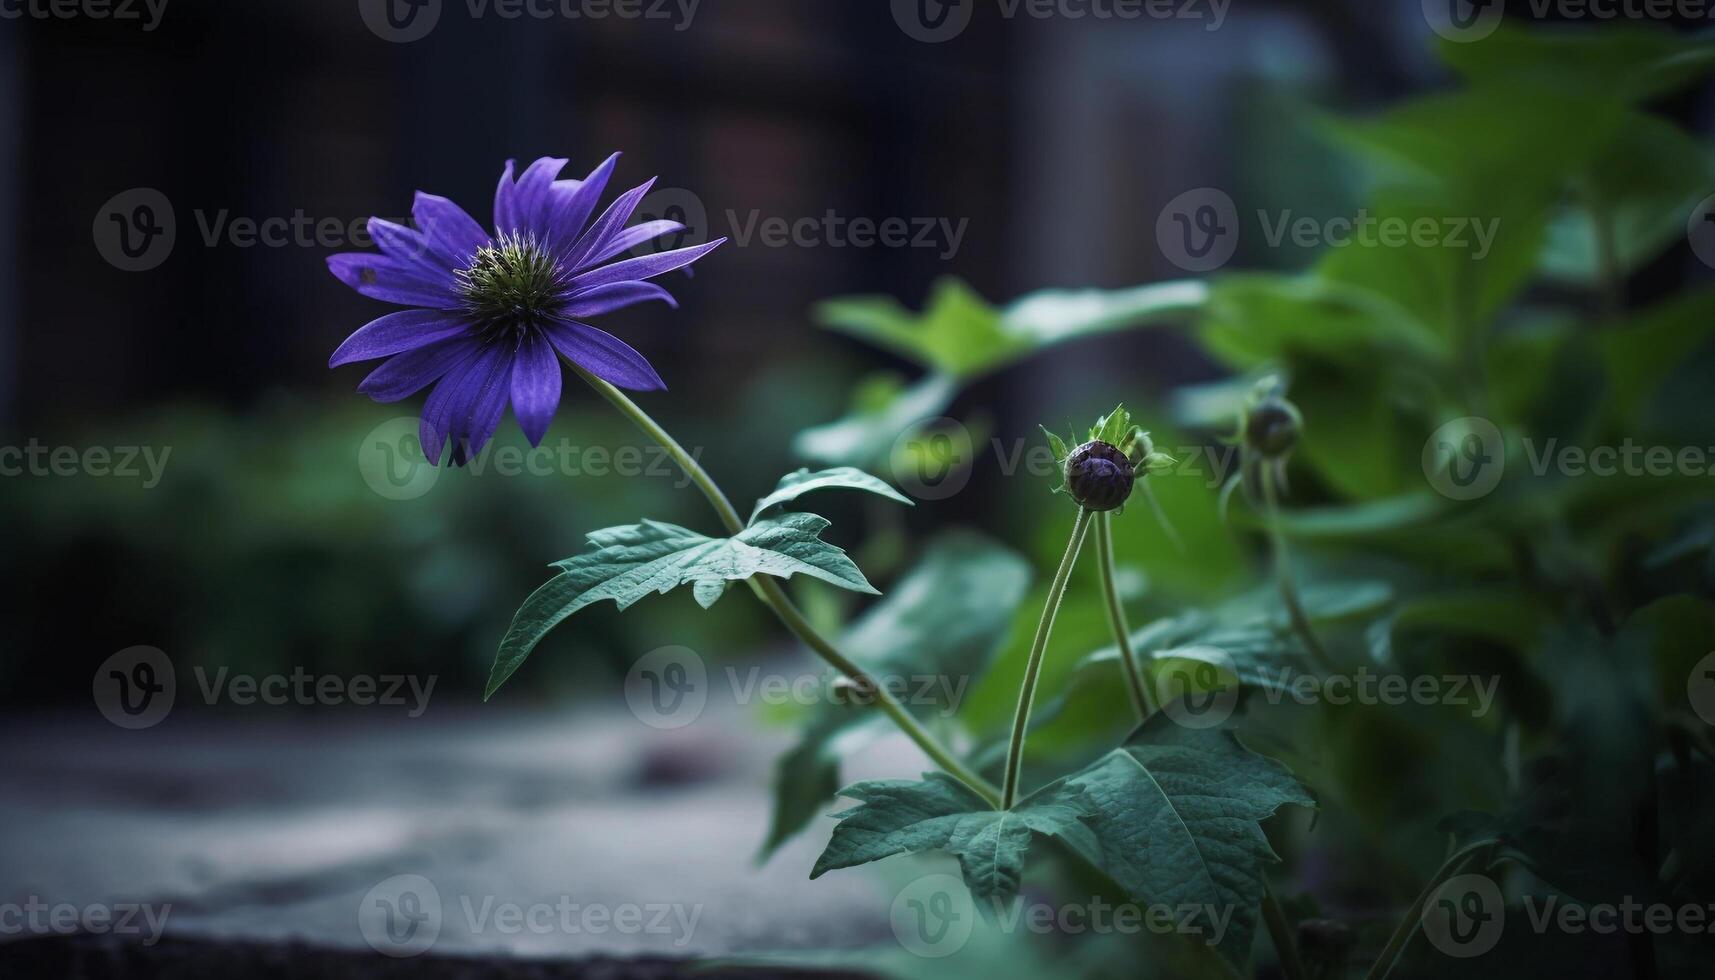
(811, 772, 1092, 904)
(486, 514, 876, 698)
(749, 466, 913, 523)
(1052, 716, 1315, 968)
(814, 716, 1313, 970)
(762, 531, 1031, 856)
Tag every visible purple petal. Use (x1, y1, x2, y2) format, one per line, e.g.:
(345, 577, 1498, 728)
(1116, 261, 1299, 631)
(357, 335, 484, 403)
(413, 192, 490, 269)
(563, 179, 655, 272)
(514, 157, 569, 241)
(545, 153, 619, 254)
(368, 218, 449, 274)
(585, 220, 687, 266)
(560, 281, 678, 318)
(492, 159, 518, 238)
(328, 253, 460, 308)
(419, 351, 484, 467)
(567, 239, 726, 292)
(494, 157, 568, 240)
(450, 350, 515, 465)
(510, 332, 562, 446)
(544, 321, 665, 391)
(330, 309, 473, 367)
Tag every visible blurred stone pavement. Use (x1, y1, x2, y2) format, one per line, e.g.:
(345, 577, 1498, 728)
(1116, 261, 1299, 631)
(0, 692, 921, 977)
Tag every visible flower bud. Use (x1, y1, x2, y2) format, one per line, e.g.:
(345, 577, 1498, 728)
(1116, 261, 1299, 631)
(1245, 397, 1301, 458)
(1064, 440, 1135, 512)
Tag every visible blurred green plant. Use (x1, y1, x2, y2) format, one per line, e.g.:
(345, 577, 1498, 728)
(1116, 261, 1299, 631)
(720, 22, 1715, 980)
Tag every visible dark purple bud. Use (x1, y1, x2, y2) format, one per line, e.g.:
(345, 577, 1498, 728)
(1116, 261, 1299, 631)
(1065, 440, 1135, 512)
(1246, 397, 1301, 458)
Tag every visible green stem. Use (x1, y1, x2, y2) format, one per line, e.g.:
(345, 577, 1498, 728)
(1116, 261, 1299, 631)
(1363, 842, 1494, 980)
(1095, 511, 1154, 721)
(1002, 507, 1094, 810)
(1260, 462, 1333, 672)
(573, 364, 1000, 807)
(1261, 881, 1309, 980)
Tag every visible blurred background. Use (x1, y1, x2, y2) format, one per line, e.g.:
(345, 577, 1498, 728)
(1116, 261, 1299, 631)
(3, 1, 1714, 977)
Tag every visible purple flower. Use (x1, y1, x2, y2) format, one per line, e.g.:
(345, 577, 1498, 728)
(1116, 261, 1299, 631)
(328, 154, 724, 466)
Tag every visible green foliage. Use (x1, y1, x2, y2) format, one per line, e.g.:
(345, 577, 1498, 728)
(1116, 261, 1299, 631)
(814, 716, 1313, 971)
(811, 772, 1090, 904)
(749, 466, 913, 523)
(486, 514, 875, 698)
(762, 531, 1031, 856)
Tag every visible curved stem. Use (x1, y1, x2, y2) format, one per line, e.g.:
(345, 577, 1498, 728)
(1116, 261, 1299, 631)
(572, 364, 1000, 806)
(1362, 842, 1494, 980)
(1259, 461, 1333, 672)
(1095, 511, 1153, 721)
(1002, 507, 1094, 810)
(1261, 881, 1308, 980)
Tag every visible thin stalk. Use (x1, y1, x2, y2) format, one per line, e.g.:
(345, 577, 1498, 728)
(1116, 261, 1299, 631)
(1362, 842, 1494, 980)
(1002, 507, 1094, 810)
(1259, 461, 1333, 672)
(1261, 881, 1309, 980)
(572, 363, 1000, 806)
(1095, 511, 1154, 720)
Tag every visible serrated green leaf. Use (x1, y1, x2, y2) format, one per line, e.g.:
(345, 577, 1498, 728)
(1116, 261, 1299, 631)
(762, 531, 1032, 856)
(809, 772, 1093, 905)
(813, 716, 1312, 969)
(749, 467, 913, 523)
(486, 514, 875, 698)
(1048, 715, 1315, 969)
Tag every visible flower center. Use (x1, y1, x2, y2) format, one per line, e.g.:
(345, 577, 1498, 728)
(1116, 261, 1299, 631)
(457, 232, 566, 341)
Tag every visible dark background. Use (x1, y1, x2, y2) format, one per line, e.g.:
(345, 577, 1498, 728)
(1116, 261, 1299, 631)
(1, 0, 1711, 706)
